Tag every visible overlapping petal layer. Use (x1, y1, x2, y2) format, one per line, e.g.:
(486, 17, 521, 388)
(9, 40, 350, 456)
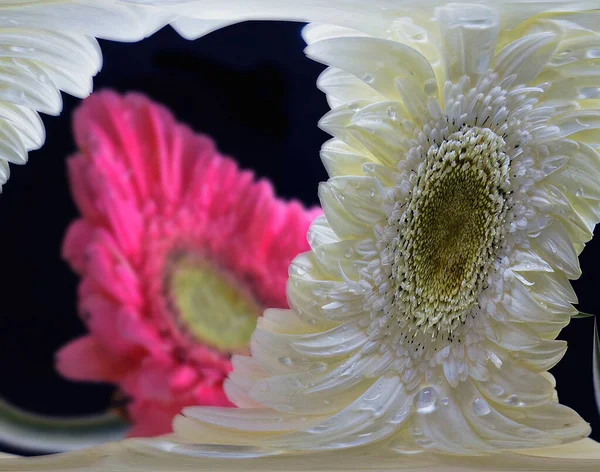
(0, 0, 173, 190)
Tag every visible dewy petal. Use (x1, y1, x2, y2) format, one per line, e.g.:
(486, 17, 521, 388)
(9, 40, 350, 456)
(494, 25, 562, 86)
(436, 4, 500, 83)
(307, 36, 437, 121)
(0, 1, 173, 190)
(124, 0, 399, 37)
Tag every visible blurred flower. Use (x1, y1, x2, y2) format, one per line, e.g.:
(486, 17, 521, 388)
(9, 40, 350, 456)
(56, 91, 320, 437)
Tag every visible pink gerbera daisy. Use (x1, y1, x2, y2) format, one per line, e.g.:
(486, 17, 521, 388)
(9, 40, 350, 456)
(56, 91, 321, 438)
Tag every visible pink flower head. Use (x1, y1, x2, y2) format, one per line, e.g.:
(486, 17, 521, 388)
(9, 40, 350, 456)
(56, 91, 321, 438)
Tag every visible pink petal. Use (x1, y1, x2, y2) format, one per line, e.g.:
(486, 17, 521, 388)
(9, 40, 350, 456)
(62, 220, 94, 274)
(126, 401, 176, 437)
(55, 336, 131, 383)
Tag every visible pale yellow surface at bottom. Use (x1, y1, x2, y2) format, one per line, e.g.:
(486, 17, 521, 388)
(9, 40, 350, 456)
(0, 438, 599, 472)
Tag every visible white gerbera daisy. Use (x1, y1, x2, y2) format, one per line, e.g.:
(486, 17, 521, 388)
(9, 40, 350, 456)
(161, 2, 600, 456)
(0, 0, 171, 190)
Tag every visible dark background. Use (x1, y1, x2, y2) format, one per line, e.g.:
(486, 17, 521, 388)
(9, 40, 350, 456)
(0, 21, 597, 454)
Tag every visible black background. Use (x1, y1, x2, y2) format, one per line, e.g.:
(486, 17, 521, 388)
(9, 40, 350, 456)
(0, 21, 597, 454)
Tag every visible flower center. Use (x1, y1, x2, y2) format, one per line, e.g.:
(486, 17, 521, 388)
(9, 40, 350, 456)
(392, 127, 510, 337)
(166, 255, 261, 352)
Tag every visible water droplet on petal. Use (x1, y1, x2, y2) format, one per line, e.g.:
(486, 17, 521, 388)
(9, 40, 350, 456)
(506, 394, 520, 406)
(308, 362, 327, 374)
(424, 79, 438, 96)
(278, 356, 293, 366)
(390, 408, 410, 424)
(387, 106, 398, 121)
(472, 397, 491, 416)
(363, 73, 374, 84)
(578, 87, 600, 99)
(389, 440, 424, 455)
(345, 248, 354, 258)
(415, 438, 434, 448)
(414, 387, 438, 414)
(586, 48, 600, 59)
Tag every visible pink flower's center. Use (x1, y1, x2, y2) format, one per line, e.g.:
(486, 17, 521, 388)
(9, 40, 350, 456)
(166, 255, 261, 353)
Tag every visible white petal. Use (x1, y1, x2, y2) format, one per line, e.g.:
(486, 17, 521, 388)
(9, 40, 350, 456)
(523, 271, 578, 309)
(0, 159, 9, 186)
(318, 181, 374, 239)
(2, 1, 171, 41)
(260, 308, 322, 335)
(317, 67, 383, 109)
(509, 249, 553, 273)
(494, 28, 561, 86)
(0, 120, 26, 164)
(532, 221, 581, 279)
(312, 238, 371, 281)
(512, 339, 568, 372)
(326, 176, 387, 225)
(500, 277, 571, 331)
(267, 376, 407, 449)
(320, 138, 371, 177)
(459, 381, 568, 450)
(224, 356, 269, 408)
(479, 361, 555, 408)
(548, 110, 600, 141)
(0, 58, 62, 115)
(138, 0, 395, 37)
(182, 407, 322, 433)
(319, 101, 374, 153)
(170, 17, 241, 40)
(287, 276, 365, 324)
(302, 23, 367, 45)
(436, 4, 500, 82)
(247, 357, 376, 415)
(347, 101, 413, 167)
(414, 383, 495, 454)
(306, 36, 437, 122)
(307, 214, 340, 249)
(290, 321, 368, 358)
(172, 414, 280, 446)
(0, 104, 44, 150)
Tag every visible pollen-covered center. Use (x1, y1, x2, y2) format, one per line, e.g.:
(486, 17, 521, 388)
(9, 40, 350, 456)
(392, 127, 510, 337)
(165, 254, 261, 352)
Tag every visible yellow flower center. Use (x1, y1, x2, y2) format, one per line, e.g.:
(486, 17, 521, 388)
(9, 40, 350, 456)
(167, 255, 261, 352)
(392, 127, 510, 337)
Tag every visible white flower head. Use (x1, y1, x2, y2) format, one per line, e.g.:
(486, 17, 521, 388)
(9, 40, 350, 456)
(169, 2, 600, 456)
